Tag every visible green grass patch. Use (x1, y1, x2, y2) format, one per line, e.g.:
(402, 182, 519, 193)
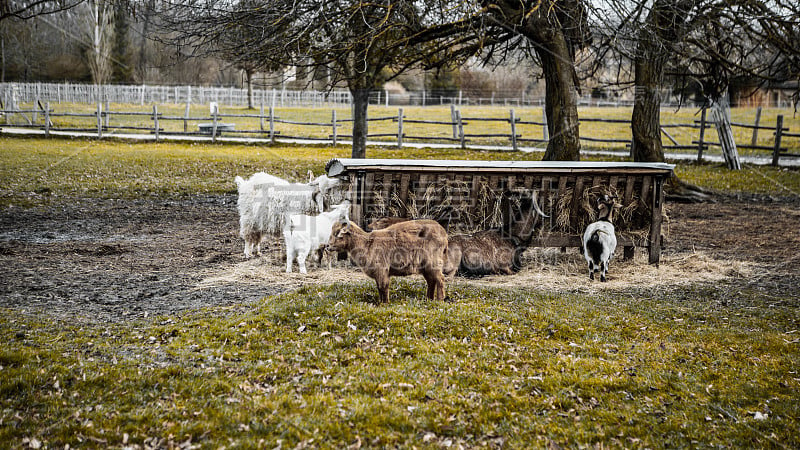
(2, 136, 798, 207)
(1, 282, 798, 448)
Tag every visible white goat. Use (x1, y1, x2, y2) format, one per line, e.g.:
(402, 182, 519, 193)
(582, 195, 618, 282)
(235, 172, 319, 258)
(284, 202, 350, 273)
(308, 170, 343, 211)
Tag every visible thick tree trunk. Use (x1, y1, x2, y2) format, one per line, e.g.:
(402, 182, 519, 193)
(351, 88, 370, 159)
(631, 51, 666, 162)
(537, 39, 581, 161)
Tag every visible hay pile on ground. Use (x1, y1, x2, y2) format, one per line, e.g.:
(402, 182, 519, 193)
(197, 246, 756, 299)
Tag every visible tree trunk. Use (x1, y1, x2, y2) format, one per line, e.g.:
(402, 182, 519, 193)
(137, 0, 153, 82)
(537, 39, 581, 161)
(245, 68, 254, 110)
(631, 46, 666, 162)
(351, 88, 370, 159)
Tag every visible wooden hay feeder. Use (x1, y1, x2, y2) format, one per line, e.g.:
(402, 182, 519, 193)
(326, 159, 674, 264)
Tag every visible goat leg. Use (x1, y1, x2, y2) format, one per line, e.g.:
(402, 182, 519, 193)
(375, 275, 391, 303)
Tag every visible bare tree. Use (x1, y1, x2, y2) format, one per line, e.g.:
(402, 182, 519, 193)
(82, 0, 114, 84)
(480, 0, 591, 161)
(591, 0, 800, 164)
(162, 0, 447, 158)
(1, 0, 86, 22)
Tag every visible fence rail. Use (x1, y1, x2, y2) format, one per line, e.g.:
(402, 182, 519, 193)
(1, 102, 797, 165)
(9, 81, 794, 109)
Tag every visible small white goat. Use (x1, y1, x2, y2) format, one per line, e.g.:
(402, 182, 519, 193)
(582, 195, 618, 282)
(235, 172, 319, 258)
(284, 202, 350, 273)
(308, 170, 342, 211)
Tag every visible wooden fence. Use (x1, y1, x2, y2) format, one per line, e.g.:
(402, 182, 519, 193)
(1, 102, 797, 165)
(2, 82, 734, 109)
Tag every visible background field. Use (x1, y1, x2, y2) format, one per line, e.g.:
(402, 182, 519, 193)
(1, 137, 798, 448)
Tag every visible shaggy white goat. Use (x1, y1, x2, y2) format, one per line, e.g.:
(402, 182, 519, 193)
(235, 172, 319, 258)
(582, 195, 618, 282)
(284, 202, 350, 273)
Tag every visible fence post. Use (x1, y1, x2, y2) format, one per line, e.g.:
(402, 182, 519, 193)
(260, 103, 265, 134)
(44, 102, 50, 137)
(510, 109, 518, 151)
(450, 104, 458, 139)
(105, 100, 110, 129)
(751, 106, 762, 147)
(397, 107, 404, 149)
(772, 115, 784, 166)
(96, 102, 102, 138)
(212, 105, 218, 143)
(184, 102, 190, 133)
(542, 105, 549, 141)
(269, 106, 275, 142)
(457, 110, 465, 149)
(153, 104, 159, 141)
(697, 108, 707, 162)
(332, 109, 338, 146)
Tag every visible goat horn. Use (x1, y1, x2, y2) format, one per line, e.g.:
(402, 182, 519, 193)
(532, 190, 549, 218)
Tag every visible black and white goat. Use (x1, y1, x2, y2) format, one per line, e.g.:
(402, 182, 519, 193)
(582, 195, 618, 282)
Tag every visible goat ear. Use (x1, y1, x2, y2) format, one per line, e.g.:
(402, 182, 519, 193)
(308, 170, 314, 183)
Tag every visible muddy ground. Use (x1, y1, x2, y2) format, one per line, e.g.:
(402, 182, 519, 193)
(1, 194, 799, 323)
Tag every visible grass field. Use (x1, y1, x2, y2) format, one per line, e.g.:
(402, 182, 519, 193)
(1, 136, 799, 448)
(3, 282, 798, 448)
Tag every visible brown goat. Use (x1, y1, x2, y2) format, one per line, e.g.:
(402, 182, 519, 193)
(447, 232, 519, 276)
(327, 219, 448, 303)
(367, 217, 459, 277)
(368, 190, 547, 277)
(367, 216, 408, 231)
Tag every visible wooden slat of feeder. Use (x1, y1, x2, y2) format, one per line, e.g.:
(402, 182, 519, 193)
(540, 177, 553, 229)
(648, 177, 665, 265)
(524, 175, 535, 190)
(624, 176, 635, 205)
(571, 176, 585, 230)
(641, 175, 652, 206)
(399, 173, 411, 216)
(609, 176, 619, 193)
(381, 172, 392, 207)
(470, 175, 481, 208)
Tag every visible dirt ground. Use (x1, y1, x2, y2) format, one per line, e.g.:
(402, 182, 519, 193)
(1, 194, 799, 323)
